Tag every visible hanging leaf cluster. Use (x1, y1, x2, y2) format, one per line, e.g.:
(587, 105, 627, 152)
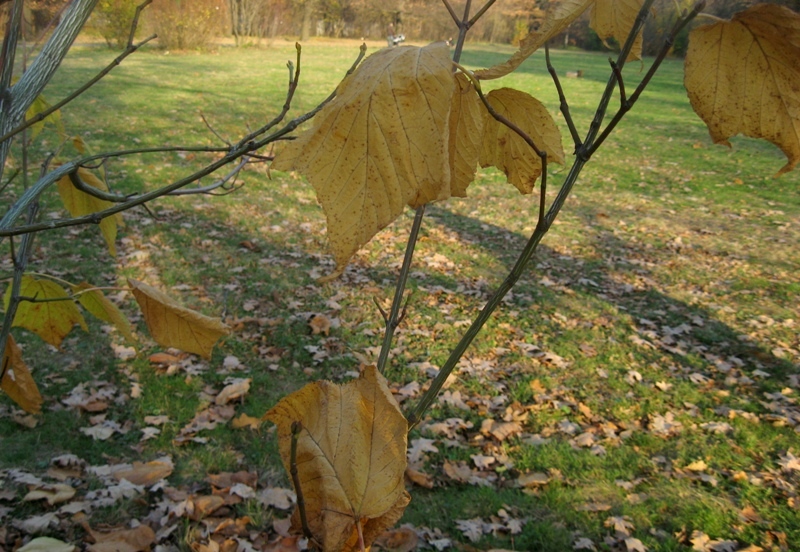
(273, 43, 564, 275)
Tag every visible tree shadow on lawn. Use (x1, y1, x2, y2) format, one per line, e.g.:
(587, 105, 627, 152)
(427, 202, 797, 385)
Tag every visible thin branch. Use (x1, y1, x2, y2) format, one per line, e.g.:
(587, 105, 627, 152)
(200, 112, 232, 147)
(375, 205, 426, 374)
(451, 0, 473, 63)
(586, 1, 705, 157)
(0, 44, 363, 236)
(0, 34, 157, 145)
(407, 0, 668, 430)
(0, 202, 39, 382)
(576, 0, 658, 162)
(468, 0, 499, 27)
(609, 59, 627, 108)
(373, 296, 389, 323)
(545, 45, 582, 152)
(440, 0, 461, 26)
(290, 422, 319, 549)
(167, 158, 249, 196)
(127, 0, 152, 48)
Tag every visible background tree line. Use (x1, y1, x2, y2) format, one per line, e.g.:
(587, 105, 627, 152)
(3, 0, 800, 53)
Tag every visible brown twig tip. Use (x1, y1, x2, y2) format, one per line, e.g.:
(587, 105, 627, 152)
(295, 42, 302, 53)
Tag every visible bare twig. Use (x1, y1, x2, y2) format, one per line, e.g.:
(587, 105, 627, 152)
(0, 202, 38, 381)
(609, 59, 627, 108)
(0, 44, 367, 236)
(468, 0, 499, 27)
(376, 206, 425, 374)
(127, 0, 152, 48)
(440, 0, 461, 26)
(408, 0, 671, 430)
(545, 45, 582, 151)
(200, 112, 232, 146)
(373, 296, 389, 323)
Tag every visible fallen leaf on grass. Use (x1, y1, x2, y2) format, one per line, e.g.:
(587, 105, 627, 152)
(112, 458, 173, 486)
(17, 537, 76, 552)
(265, 366, 409, 551)
(518, 472, 549, 487)
(215, 378, 251, 405)
(23, 483, 76, 505)
(231, 413, 262, 430)
(373, 526, 419, 552)
(405, 466, 434, 489)
(309, 314, 331, 336)
(257, 487, 296, 510)
(87, 524, 156, 552)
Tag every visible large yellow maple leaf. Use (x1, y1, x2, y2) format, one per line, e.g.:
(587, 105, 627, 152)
(684, 4, 800, 176)
(265, 366, 409, 552)
(272, 43, 455, 275)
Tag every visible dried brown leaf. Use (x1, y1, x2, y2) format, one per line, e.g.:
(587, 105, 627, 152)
(87, 525, 156, 552)
(475, 0, 593, 79)
(112, 459, 173, 486)
(685, 4, 800, 175)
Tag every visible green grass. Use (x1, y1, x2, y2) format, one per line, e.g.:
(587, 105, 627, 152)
(1, 38, 799, 551)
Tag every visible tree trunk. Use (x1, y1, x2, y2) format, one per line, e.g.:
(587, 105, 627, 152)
(301, 0, 312, 41)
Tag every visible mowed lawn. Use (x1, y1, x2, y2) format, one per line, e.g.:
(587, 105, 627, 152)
(1, 38, 799, 551)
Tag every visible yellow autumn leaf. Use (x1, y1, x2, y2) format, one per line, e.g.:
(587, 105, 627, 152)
(685, 4, 800, 176)
(448, 73, 485, 197)
(56, 167, 123, 256)
(3, 275, 87, 348)
(265, 366, 409, 552)
(480, 88, 565, 194)
(590, 0, 644, 61)
(25, 93, 64, 142)
(128, 279, 229, 359)
(1, 334, 43, 414)
(272, 43, 454, 275)
(72, 282, 133, 342)
(475, 0, 593, 80)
